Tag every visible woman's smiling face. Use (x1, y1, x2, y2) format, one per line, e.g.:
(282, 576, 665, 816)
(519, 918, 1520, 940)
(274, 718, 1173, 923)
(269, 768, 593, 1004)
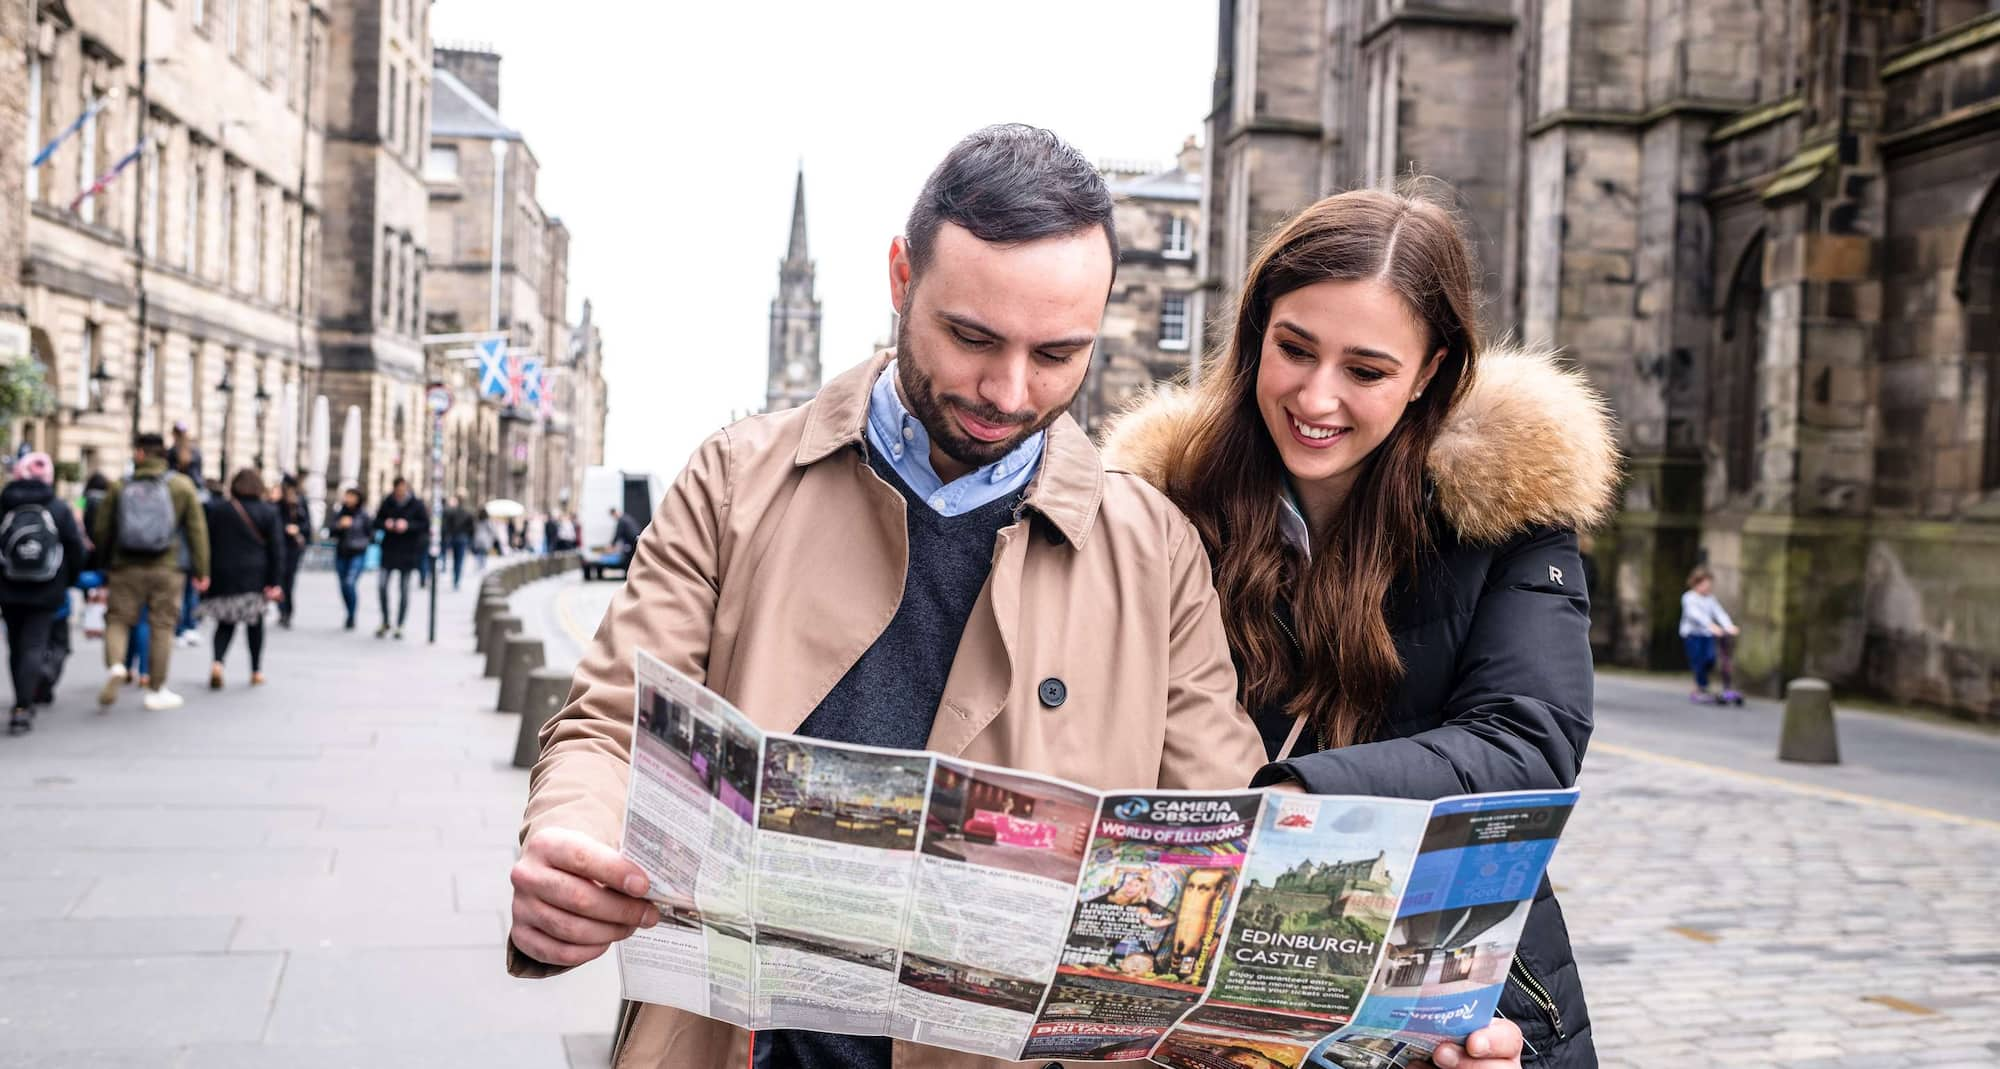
(1254, 277, 1439, 507)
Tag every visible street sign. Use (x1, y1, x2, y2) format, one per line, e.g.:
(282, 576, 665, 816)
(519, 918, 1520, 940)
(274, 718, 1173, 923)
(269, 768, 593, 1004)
(427, 384, 453, 415)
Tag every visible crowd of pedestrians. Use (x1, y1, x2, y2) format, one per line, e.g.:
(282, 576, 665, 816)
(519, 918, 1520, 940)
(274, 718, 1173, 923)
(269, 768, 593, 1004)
(0, 426, 527, 735)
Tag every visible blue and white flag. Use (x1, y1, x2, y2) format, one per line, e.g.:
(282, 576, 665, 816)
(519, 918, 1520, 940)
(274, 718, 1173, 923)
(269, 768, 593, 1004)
(476, 337, 509, 400)
(32, 95, 111, 170)
(520, 357, 544, 406)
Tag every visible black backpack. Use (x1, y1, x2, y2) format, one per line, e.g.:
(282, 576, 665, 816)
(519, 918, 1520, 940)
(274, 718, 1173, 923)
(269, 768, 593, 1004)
(0, 503, 64, 584)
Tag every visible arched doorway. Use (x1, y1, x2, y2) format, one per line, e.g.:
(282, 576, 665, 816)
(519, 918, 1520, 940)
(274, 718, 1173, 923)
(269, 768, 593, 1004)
(1961, 180, 2000, 491)
(1715, 234, 1766, 499)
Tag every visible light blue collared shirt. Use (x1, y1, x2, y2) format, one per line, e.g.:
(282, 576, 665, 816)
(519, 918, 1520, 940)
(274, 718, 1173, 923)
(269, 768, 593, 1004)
(864, 360, 1044, 516)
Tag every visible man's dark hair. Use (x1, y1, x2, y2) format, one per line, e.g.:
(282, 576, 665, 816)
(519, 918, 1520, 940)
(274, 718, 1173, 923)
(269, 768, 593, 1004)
(133, 432, 166, 457)
(905, 124, 1118, 282)
(392, 476, 410, 490)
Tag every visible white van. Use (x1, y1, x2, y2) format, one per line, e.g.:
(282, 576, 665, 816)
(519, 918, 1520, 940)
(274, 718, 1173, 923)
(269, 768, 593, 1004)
(578, 466, 664, 581)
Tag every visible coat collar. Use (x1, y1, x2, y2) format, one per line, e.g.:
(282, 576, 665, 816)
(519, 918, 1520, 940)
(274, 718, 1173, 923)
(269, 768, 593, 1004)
(797, 351, 1104, 548)
(1098, 342, 1622, 544)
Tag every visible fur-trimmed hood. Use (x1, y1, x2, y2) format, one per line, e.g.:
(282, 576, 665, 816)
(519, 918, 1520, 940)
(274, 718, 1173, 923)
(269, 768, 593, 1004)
(1098, 343, 1622, 543)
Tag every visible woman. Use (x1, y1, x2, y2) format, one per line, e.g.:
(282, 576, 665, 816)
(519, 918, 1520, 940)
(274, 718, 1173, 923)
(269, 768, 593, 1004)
(328, 487, 373, 631)
(1104, 187, 1617, 1068)
(274, 478, 310, 629)
(0, 453, 87, 735)
(200, 469, 283, 688)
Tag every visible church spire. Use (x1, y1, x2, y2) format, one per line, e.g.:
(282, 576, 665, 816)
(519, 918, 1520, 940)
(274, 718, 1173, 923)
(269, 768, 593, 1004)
(785, 165, 809, 267)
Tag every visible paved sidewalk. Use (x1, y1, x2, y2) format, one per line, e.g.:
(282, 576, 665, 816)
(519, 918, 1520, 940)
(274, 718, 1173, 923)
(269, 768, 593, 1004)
(0, 559, 616, 1068)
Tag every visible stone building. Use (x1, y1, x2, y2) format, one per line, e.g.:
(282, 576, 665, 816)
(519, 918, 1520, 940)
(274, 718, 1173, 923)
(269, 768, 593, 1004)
(424, 44, 601, 518)
(15, 0, 332, 486)
(1074, 138, 1205, 435)
(0, 0, 28, 376)
(765, 166, 820, 412)
(1206, 1, 2000, 721)
(316, 0, 432, 504)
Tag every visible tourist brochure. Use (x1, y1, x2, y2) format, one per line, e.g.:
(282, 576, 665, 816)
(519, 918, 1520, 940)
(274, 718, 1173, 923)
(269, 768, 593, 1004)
(616, 650, 1579, 1068)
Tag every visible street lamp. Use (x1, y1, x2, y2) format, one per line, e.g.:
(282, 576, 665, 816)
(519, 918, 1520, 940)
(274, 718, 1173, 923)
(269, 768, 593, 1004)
(88, 361, 112, 413)
(252, 382, 270, 473)
(215, 369, 234, 475)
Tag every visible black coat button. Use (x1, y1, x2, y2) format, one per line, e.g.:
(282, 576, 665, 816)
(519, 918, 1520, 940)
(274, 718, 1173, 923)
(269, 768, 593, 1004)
(1038, 677, 1067, 708)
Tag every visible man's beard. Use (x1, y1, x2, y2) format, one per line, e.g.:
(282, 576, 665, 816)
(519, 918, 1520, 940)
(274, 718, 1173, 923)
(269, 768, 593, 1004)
(895, 312, 1078, 471)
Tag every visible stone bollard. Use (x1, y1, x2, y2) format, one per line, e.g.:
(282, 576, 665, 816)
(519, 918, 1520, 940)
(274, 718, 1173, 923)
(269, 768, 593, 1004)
(1778, 677, 1840, 764)
(474, 595, 507, 646)
(482, 614, 522, 678)
(498, 635, 546, 713)
(513, 668, 573, 769)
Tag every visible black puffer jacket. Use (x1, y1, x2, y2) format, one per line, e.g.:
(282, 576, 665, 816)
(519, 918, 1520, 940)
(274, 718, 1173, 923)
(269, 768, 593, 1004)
(0, 480, 87, 607)
(1104, 345, 1620, 1068)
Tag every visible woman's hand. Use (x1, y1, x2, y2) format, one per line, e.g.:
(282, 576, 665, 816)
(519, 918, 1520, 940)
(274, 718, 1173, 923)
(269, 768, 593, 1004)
(1417, 1018, 1523, 1069)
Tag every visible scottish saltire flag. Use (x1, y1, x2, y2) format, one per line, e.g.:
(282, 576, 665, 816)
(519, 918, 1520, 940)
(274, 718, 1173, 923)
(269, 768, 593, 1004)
(520, 357, 544, 406)
(33, 95, 110, 169)
(476, 337, 509, 399)
(69, 137, 146, 214)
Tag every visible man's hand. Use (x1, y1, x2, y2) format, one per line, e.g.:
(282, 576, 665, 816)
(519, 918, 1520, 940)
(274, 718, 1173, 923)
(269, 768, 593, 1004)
(1419, 1018, 1524, 1069)
(192, 576, 210, 593)
(509, 827, 657, 968)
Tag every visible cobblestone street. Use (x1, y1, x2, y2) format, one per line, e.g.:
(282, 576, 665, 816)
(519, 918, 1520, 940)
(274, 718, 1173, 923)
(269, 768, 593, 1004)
(0, 569, 1993, 1065)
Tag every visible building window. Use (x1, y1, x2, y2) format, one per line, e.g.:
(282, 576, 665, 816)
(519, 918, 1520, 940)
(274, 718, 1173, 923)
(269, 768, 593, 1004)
(427, 144, 459, 179)
(139, 335, 156, 413)
(193, 0, 207, 33)
(386, 66, 398, 148)
(250, 183, 266, 300)
(1164, 214, 1191, 259)
(226, 0, 240, 55)
(142, 138, 161, 259)
(185, 150, 203, 273)
(1159, 293, 1191, 350)
(25, 52, 41, 202)
(1717, 238, 1766, 497)
(78, 321, 98, 411)
(219, 166, 236, 288)
(78, 85, 99, 224)
(253, 0, 268, 77)
(381, 231, 395, 322)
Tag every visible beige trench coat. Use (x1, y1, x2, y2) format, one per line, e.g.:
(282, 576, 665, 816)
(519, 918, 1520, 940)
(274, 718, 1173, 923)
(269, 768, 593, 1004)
(510, 353, 1267, 1068)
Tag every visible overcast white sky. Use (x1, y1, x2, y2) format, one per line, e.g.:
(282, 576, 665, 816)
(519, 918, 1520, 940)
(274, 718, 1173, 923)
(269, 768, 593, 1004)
(431, 1, 1218, 474)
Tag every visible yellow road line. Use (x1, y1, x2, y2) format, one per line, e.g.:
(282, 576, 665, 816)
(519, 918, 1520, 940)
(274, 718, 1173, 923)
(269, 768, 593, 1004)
(1592, 740, 2000, 832)
(554, 584, 593, 646)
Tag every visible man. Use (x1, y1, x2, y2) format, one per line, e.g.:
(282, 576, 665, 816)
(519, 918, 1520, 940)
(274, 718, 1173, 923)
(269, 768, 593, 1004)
(506, 126, 1271, 1069)
(439, 493, 477, 591)
(607, 507, 642, 570)
(93, 432, 209, 711)
(371, 477, 429, 639)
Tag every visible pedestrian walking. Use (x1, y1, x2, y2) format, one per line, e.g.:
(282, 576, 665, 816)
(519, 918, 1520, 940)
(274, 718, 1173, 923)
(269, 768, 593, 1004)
(471, 513, 496, 571)
(1680, 565, 1741, 704)
(371, 477, 429, 639)
(440, 494, 476, 591)
(328, 488, 373, 630)
(0, 453, 87, 735)
(92, 432, 210, 711)
(1104, 185, 1613, 1068)
(274, 478, 309, 628)
(505, 124, 1414, 1069)
(200, 469, 284, 689)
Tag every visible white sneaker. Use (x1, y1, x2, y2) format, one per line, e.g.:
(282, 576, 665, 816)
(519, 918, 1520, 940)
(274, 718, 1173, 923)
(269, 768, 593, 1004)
(142, 688, 186, 711)
(176, 631, 202, 649)
(99, 665, 128, 707)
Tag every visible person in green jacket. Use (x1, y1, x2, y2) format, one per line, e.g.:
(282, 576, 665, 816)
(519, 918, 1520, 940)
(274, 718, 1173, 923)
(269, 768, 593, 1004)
(91, 432, 211, 711)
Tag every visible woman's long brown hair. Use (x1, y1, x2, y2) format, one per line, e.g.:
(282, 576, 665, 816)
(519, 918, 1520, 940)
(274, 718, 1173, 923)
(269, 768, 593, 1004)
(1164, 185, 1482, 747)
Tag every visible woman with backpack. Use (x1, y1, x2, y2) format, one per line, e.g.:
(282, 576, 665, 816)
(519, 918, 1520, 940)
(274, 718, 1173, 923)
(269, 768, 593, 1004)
(328, 487, 373, 631)
(0, 453, 87, 735)
(199, 469, 283, 688)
